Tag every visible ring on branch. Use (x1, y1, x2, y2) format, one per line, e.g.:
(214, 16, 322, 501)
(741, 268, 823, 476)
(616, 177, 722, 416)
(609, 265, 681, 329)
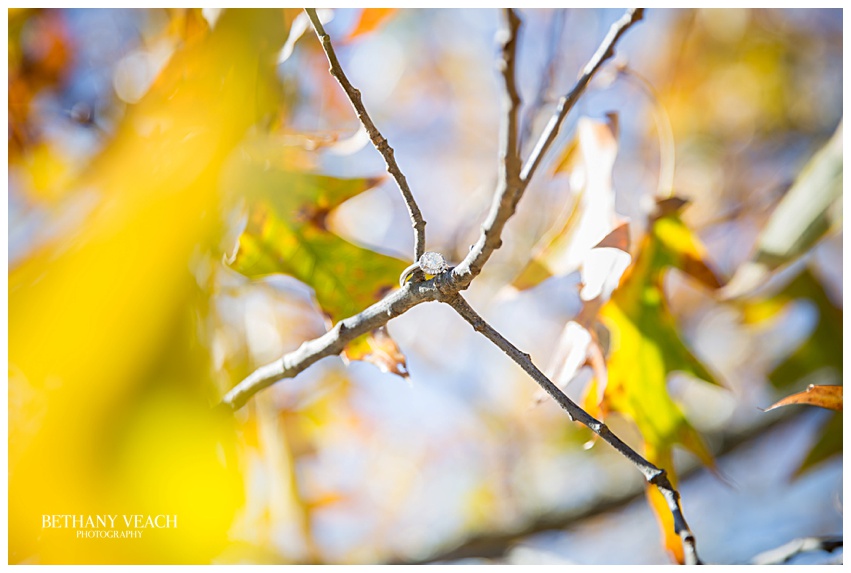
(399, 251, 451, 287)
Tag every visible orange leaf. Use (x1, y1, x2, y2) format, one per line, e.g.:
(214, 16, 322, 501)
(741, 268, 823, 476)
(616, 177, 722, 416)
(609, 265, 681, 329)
(765, 384, 842, 412)
(646, 485, 684, 564)
(343, 326, 409, 379)
(346, 8, 398, 41)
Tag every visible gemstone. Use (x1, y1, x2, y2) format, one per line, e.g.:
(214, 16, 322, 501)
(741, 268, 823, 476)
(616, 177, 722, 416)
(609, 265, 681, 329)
(419, 251, 448, 275)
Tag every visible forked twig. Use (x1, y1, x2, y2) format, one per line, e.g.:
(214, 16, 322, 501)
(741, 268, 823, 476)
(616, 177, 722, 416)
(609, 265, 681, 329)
(230, 9, 646, 407)
(453, 7, 644, 284)
(225, 9, 703, 563)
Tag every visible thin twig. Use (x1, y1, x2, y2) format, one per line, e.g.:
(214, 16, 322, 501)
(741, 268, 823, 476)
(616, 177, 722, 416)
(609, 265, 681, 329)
(304, 8, 426, 262)
(453, 8, 644, 286)
(521, 8, 644, 183)
(444, 294, 701, 565)
(519, 9, 566, 151)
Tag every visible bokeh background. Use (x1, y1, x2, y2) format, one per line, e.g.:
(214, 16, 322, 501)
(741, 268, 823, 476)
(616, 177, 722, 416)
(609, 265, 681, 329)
(8, 8, 842, 564)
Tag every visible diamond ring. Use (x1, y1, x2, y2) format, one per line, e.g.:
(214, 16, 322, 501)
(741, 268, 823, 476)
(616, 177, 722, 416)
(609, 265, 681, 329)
(399, 251, 450, 287)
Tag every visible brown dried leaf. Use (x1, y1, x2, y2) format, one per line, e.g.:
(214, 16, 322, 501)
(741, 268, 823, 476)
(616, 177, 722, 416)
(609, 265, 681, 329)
(765, 384, 843, 412)
(343, 326, 409, 379)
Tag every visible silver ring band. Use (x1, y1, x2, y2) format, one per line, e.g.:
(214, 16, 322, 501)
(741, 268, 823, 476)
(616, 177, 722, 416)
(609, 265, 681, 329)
(399, 261, 421, 287)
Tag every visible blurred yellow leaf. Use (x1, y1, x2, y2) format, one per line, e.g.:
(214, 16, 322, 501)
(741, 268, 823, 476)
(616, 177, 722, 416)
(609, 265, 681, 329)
(512, 115, 623, 291)
(9, 9, 289, 564)
(21, 142, 77, 202)
(165, 8, 211, 45)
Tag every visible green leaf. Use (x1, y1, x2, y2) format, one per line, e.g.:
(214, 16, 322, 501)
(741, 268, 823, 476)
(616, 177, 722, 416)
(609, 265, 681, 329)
(723, 121, 842, 299)
(227, 164, 406, 323)
(795, 411, 842, 477)
(767, 270, 842, 390)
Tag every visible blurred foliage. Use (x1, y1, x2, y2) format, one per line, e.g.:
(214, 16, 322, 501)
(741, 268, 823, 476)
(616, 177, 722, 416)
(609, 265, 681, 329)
(738, 268, 843, 477)
(658, 9, 840, 143)
(8, 9, 73, 160)
(511, 114, 623, 291)
(724, 123, 842, 298)
(9, 8, 291, 563)
(743, 270, 842, 391)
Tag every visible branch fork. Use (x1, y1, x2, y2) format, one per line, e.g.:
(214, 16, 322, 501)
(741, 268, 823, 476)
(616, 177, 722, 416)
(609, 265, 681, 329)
(227, 7, 701, 564)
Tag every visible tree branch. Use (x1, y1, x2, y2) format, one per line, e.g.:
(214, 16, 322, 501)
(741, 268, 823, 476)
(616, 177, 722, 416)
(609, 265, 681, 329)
(225, 6, 646, 423)
(394, 412, 795, 564)
(452, 8, 644, 286)
(444, 293, 701, 565)
(520, 8, 644, 183)
(225, 10, 701, 562)
(222, 279, 451, 410)
(304, 8, 427, 262)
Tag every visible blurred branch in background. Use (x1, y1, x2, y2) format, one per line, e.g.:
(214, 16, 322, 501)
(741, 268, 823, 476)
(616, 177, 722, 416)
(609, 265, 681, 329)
(392, 409, 794, 564)
(751, 536, 843, 565)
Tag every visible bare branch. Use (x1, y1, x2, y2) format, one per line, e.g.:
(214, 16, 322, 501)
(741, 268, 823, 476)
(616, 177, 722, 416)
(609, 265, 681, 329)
(521, 8, 644, 183)
(499, 8, 523, 177)
(304, 8, 426, 262)
(453, 8, 644, 286)
(224, 8, 702, 564)
(222, 280, 451, 410)
(444, 294, 701, 565)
